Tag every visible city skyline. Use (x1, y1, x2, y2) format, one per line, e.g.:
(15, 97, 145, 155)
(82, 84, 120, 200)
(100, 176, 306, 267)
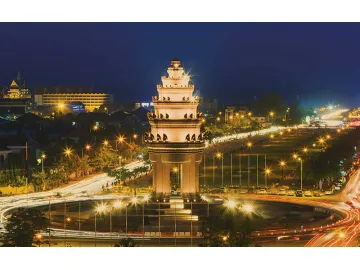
(1, 23, 360, 107)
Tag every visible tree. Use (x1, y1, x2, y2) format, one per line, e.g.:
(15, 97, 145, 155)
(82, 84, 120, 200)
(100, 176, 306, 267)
(114, 237, 138, 247)
(1, 208, 49, 247)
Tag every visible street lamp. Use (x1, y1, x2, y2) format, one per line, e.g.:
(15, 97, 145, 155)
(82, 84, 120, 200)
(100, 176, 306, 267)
(269, 133, 275, 140)
(224, 199, 237, 210)
(82, 144, 91, 158)
(241, 203, 254, 214)
(279, 160, 286, 180)
(297, 158, 303, 191)
(302, 147, 308, 160)
(116, 135, 125, 151)
(279, 131, 284, 136)
(41, 154, 46, 188)
(318, 137, 325, 145)
(264, 168, 271, 188)
(215, 152, 223, 186)
(103, 140, 109, 147)
(35, 233, 42, 247)
(64, 148, 72, 157)
(247, 142, 252, 187)
(94, 202, 108, 247)
(142, 194, 150, 246)
(292, 153, 299, 160)
(93, 125, 99, 131)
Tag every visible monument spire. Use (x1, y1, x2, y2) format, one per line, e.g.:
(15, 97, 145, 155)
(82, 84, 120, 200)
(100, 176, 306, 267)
(146, 59, 205, 195)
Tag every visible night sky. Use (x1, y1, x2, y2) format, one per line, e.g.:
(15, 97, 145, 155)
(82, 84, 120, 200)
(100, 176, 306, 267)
(1, 23, 360, 107)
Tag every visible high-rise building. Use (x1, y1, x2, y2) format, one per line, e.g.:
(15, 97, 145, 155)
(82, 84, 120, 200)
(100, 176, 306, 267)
(146, 58, 205, 194)
(34, 86, 113, 112)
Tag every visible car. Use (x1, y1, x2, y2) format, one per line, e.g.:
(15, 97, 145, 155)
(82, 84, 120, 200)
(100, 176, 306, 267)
(304, 191, 312, 197)
(325, 190, 333, 195)
(295, 190, 303, 197)
(345, 201, 355, 209)
(334, 186, 341, 191)
(314, 192, 321, 197)
(287, 190, 295, 196)
(335, 182, 342, 187)
(257, 189, 267, 195)
(278, 189, 287, 196)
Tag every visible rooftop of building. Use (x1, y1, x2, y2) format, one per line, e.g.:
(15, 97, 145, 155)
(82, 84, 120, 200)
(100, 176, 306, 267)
(34, 86, 93, 95)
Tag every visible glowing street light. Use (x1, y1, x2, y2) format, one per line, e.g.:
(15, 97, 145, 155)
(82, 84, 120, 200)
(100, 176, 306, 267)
(103, 140, 109, 146)
(292, 153, 299, 160)
(94, 202, 108, 247)
(93, 125, 99, 131)
(279, 160, 286, 180)
(269, 111, 275, 118)
(326, 134, 331, 140)
(247, 112, 252, 117)
(215, 152, 224, 186)
(224, 199, 237, 210)
(302, 147, 308, 153)
(264, 167, 271, 187)
(242, 203, 254, 214)
(246, 141, 253, 148)
(279, 131, 284, 136)
(82, 144, 91, 158)
(112, 200, 124, 209)
(64, 148, 72, 157)
(35, 233, 42, 247)
(131, 196, 138, 205)
(318, 137, 325, 145)
(269, 133, 275, 139)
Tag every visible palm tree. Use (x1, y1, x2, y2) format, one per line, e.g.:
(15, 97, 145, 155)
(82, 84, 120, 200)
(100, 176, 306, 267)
(114, 237, 138, 247)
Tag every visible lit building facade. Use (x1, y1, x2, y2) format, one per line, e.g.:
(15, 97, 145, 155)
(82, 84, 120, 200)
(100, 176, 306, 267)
(3, 72, 31, 99)
(34, 86, 113, 112)
(146, 58, 205, 195)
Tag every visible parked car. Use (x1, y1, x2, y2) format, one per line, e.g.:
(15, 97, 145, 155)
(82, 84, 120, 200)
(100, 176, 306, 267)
(295, 190, 303, 197)
(278, 189, 287, 196)
(287, 190, 295, 196)
(257, 189, 267, 195)
(304, 191, 312, 197)
(345, 201, 355, 209)
(325, 189, 333, 195)
(334, 186, 341, 191)
(314, 192, 321, 197)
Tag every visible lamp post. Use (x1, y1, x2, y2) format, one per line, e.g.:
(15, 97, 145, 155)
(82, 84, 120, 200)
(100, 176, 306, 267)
(279, 160, 286, 181)
(83, 144, 91, 158)
(256, 154, 259, 187)
(35, 233, 42, 247)
(41, 153, 46, 190)
(215, 152, 223, 186)
(78, 200, 81, 247)
(230, 153, 233, 186)
(116, 136, 124, 151)
(48, 197, 51, 247)
(265, 168, 271, 188)
(203, 153, 206, 188)
(239, 154, 242, 187)
(247, 141, 253, 187)
(94, 202, 108, 247)
(298, 158, 303, 191)
(212, 155, 215, 187)
(302, 147, 308, 161)
(142, 194, 150, 246)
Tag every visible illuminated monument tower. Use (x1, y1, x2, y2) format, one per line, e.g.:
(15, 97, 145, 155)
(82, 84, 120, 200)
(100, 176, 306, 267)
(146, 58, 205, 195)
